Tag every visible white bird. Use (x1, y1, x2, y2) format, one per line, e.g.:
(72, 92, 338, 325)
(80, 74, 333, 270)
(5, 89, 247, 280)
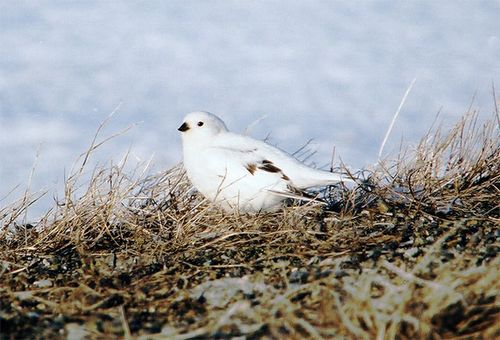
(178, 111, 354, 213)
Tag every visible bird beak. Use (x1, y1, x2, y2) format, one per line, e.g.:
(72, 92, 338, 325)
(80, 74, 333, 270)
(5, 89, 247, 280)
(178, 122, 189, 132)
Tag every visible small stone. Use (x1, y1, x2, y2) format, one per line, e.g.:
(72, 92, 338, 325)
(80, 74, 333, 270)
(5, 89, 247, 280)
(26, 312, 40, 319)
(65, 323, 88, 340)
(161, 325, 177, 336)
(15, 291, 33, 300)
(400, 239, 414, 247)
(289, 269, 309, 284)
(404, 247, 420, 259)
(334, 270, 348, 278)
(33, 279, 53, 288)
(368, 247, 383, 260)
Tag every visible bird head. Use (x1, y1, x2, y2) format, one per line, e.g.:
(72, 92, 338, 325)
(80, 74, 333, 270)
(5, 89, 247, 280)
(178, 111, 228, 145)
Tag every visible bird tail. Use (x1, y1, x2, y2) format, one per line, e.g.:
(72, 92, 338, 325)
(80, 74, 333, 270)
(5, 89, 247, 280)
(294, 168, 356, 189)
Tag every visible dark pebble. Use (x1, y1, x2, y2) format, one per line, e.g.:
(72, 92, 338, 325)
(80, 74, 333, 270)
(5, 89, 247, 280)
(289, 269, 309, 284)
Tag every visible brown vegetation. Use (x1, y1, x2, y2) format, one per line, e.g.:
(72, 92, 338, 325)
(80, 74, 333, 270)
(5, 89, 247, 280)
(1, 109, 499, 339)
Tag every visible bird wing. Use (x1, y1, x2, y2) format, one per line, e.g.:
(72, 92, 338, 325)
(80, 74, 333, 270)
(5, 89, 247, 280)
(211, 145, 293, 182)
(212, 132, 354, 188)
(209, 133, 299, 192)
(209, 134, 350, 205)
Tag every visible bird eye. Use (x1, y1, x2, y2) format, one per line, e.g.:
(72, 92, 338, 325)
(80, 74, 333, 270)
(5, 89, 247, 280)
(197, 121, 204, 126)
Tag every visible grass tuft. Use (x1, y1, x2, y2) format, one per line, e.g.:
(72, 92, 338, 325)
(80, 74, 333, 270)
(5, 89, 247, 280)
(1, 109, 499, 339)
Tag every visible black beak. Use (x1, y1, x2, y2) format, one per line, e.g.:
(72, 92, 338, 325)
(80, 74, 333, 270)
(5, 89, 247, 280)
(178, 122, 189, 132)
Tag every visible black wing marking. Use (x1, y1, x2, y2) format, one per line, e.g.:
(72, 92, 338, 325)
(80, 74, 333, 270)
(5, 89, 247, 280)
(212, 145, 290, 181)
(245, 159, 290, 181)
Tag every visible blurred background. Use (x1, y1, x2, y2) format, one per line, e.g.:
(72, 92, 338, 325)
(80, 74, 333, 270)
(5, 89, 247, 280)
(1, 1, 499, 219)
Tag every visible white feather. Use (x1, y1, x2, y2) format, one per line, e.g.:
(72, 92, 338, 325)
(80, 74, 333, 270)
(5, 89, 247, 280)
(179, 111, 354, 213)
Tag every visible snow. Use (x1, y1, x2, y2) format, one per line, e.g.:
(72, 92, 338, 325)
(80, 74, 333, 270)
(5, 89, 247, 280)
(1, 1, 499, 219)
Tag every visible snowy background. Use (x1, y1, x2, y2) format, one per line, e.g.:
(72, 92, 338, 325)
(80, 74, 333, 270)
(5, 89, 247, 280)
(1, 1, 499, 220)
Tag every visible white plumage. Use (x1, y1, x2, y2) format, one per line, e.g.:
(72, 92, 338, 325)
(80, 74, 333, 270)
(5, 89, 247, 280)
(178, 111, 354, 213)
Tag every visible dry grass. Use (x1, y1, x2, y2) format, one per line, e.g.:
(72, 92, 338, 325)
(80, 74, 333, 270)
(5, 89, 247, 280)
(1, 109, 499, 339)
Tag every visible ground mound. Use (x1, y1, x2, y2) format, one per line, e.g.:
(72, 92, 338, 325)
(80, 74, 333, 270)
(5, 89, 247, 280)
(1, 111, 498, 339)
